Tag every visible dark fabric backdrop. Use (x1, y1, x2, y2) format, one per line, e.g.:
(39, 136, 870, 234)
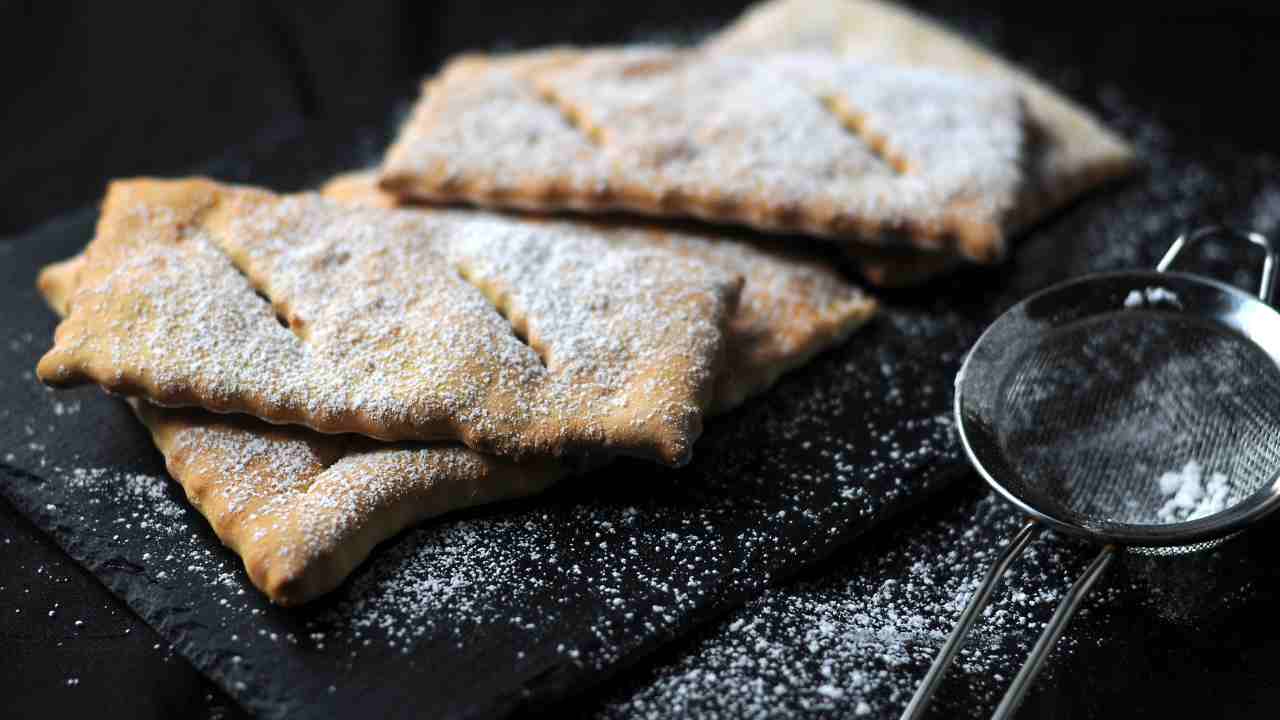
(1, 2, 1278, 719)
(1, 0, 1278, 237)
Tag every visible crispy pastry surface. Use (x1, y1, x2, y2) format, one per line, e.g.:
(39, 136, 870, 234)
(324, 171, 876, 413)
(380, 48, 1028, 263)
(709, 0, 1137, 284)
(37, 178, 743, 466)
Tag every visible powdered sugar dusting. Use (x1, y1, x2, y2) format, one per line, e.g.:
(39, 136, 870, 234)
(44, 181, 739, 464)
(1155, 460, 1230, 523)
(320, 169, 875, 415)
(384, 48, 1025, 254)
(1123, 286, 1181, 309)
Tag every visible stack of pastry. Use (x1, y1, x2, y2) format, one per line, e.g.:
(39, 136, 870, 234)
(34, 0, 1133, 605)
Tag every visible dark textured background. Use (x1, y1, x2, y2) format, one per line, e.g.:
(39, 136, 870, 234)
(2, 0, 1279, 236)
(2, 1, 1279, 718)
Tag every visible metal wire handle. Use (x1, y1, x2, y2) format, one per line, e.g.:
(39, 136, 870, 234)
(899, 520, 1039, 720)
(899, 524, 1116, 720)
(991, 545, 1115, 719)
(1157, 225, 1278, 303)
(901, 226, 1277, 719)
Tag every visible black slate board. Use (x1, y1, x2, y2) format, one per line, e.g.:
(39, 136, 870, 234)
(0, 118, 986, 719)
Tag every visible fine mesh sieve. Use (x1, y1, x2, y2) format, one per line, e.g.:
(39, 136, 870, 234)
(902, 227, 1280, 720)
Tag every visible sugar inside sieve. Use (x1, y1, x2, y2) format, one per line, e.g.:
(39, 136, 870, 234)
(902, 227, 1280, 719)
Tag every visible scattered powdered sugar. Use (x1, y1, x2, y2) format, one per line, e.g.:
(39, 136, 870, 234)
(1155, 460, 1230, 523)
(308, 504, 732, 663)
(61, 466, 188, 522)
(315, 516, 560, 654)
(1122, 286, 1181, 309)
(595, 490, 1104, 719)
(50, 399, 81, 416)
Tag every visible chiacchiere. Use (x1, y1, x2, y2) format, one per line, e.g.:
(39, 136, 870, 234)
(706, 0, 1137, 286)
(37, 178, 742, 466)
(36, 174, 874, 605)
(380, 47, 1028, 263)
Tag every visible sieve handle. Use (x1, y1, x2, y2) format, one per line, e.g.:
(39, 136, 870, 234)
(1157, 225, 1278, 303)
(900, 520, 1040, 720)
(990, 545, 1117, 720)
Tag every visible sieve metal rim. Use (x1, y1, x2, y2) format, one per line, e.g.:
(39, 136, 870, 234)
(954, 268, 1280, 548)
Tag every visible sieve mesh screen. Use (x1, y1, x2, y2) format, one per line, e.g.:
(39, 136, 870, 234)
(994, 309, 1280, 529)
